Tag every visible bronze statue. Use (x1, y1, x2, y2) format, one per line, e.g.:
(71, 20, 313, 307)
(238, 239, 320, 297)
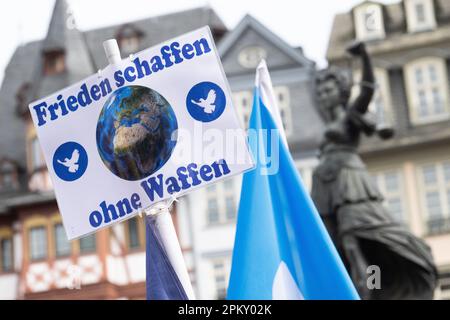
(312, 42, 437, 299)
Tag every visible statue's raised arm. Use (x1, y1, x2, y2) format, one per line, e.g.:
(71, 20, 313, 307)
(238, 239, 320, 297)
(312, 40, 437, 300)
(347, 42, 375, 115)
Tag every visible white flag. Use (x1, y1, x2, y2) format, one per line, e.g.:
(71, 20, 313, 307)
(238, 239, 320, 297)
(255, 59, 289, 148)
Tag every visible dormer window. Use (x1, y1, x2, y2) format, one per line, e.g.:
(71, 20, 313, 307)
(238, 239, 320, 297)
(43, 50, 65, 76)
(120, 36, 140, 53)
(15, 82, 31, 115)
(354, 2, 385, 41)
(2, 173, 13, 189)
(405, 0, 437, 33)
(117, 24, 144, 54)
(0, 160, 18, 191)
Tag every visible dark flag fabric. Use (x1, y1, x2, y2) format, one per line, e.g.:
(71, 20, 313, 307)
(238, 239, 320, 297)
(145, 215, 188, 300)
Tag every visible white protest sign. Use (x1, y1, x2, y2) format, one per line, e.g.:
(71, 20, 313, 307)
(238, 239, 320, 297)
(29, 27, 254, 240)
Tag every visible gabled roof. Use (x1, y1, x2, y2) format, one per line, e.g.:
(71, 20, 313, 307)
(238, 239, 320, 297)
(218, 14, 314, 69)
(29, 0, 96, 101)
(43, 0, 73, 51)
(84, 6, 227, 69)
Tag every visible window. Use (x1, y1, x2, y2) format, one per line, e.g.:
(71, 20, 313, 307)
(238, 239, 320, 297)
(79, 234, 96, 254)
(225, 197, 236, 221)
(273, 86, 292, 136)
(29, 226, 47, 261)
(354, 3, 385, 41)
(206, 178, 238, 225)
(232, 91, 253, 128)
(418, 162, 450, 235)
(224, 176, 237, 221)
(127, 217, 141, 249)
(405, 0, 437, 33)
(352, 68, 394, 128)
(43, 50, 65, 75)
(238, 47, 267, 69)
(0, 161, 17, 191)
(0, 238, 13, 272)
(0, 170, 16, 191)
(15, 82, 31, 112)
(119, 36, 140, 53)
(404, 58, 450, 125)
(207, 199, 220, 224)
(415, 3, 426, 23)
(372, 170, 406, 223)
(54, 223, 71, 257)
(211, 258, 231, 300)
(116, 24, 143, 54)
(30, 137, 45, 170)
(2, 173, 13, 188)
(232, 87, 292, 136)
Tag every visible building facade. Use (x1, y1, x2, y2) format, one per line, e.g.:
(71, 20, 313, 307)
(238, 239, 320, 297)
(326, 0, 450, 299)
(0, 0, 320, 299)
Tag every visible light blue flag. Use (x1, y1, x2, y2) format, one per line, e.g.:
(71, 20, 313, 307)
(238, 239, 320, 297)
(227, 61, 359, 300)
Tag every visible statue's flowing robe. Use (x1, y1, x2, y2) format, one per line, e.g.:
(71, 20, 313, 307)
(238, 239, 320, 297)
(311, 109, 437, 300)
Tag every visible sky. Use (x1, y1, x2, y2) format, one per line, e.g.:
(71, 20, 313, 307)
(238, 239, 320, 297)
(0, 0, 399, 85)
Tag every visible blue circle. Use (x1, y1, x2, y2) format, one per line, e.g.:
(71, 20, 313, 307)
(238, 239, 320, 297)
(186, 82, 226, 122)
(96, 86, 178, 181)
(53, 142, 88, 182)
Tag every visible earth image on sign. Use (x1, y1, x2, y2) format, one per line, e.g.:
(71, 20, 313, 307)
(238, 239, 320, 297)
(96, 85, 178, 181)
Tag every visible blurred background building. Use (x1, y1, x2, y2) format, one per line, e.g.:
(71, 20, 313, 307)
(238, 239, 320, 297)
(326, 0, 450, 299)
(0, 0, 449, 299)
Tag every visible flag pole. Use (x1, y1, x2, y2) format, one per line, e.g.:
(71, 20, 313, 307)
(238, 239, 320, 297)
(102, 39, 195, 300)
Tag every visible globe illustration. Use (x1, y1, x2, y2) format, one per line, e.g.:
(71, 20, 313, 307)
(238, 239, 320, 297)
(96, 85, 178, 181)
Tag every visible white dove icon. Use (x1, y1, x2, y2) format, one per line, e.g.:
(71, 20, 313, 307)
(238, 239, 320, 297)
(191, 89, 217, 114)
(57, 149, 80, 173)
